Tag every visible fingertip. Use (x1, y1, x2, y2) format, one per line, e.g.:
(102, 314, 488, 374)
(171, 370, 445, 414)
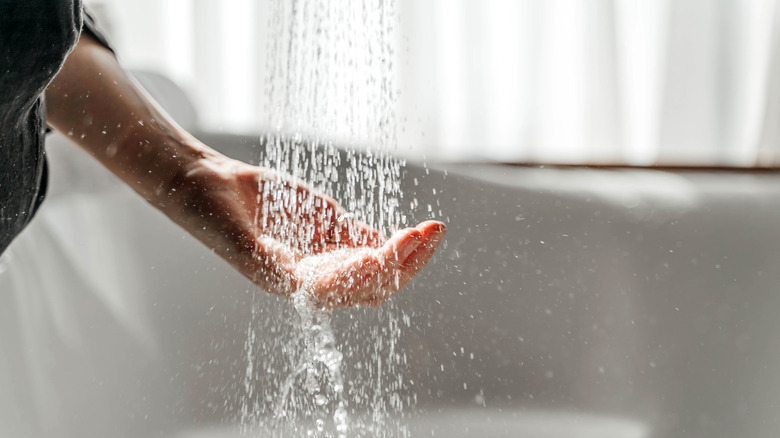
(416, 220, 447, 236)
(391, 224, 447, 291)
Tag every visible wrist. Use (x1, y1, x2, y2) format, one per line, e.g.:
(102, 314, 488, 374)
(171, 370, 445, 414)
(128, 128, 226, 210)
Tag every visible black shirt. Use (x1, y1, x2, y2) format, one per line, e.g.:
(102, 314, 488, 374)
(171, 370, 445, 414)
(0, 1, 108, 255)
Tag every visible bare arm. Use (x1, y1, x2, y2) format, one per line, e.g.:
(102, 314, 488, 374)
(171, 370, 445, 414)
(46, 35, 207, 203)
(45, 33, 445, 307)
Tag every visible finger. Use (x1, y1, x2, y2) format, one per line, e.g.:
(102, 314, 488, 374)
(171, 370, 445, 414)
(369, 227, 425, 296)
(415, 221, 447, 246)
(379, 227, 423, 267)
(405, 221, 447, 269)
(395, 221, 447, 290)
(310, 224, 438, 309)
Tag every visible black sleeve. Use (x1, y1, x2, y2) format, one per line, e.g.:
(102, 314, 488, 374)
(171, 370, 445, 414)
(43, 7, 114, 136)
(82, 8, 114, 53)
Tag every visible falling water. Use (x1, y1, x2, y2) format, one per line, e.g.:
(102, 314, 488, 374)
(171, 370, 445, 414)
(239, 0, 411, 437)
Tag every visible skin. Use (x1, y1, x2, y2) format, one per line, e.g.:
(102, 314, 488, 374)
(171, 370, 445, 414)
(45, 33, 446, 309)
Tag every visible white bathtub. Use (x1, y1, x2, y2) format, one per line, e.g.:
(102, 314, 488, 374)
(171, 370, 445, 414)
(3, 76, 780, 437)
(3, 132, 780, 437)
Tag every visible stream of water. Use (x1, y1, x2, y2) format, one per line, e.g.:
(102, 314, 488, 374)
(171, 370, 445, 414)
(239, 1, 409, 436)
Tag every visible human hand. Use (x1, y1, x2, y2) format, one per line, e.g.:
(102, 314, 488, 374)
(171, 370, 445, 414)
(284, 220, 447, 308)
(172, 155, 446, 308)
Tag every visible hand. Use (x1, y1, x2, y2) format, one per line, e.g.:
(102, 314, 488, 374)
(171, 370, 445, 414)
(287, 221, 447, 308)
(172, 155, 446, 308)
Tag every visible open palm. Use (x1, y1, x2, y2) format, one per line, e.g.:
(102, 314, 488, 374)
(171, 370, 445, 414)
(174, 157, 445, 308)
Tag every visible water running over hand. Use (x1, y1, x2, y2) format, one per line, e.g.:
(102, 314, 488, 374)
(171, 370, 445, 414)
(240, 0, 412, 436)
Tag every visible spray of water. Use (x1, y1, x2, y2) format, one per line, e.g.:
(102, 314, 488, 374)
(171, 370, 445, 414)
(238, 0, 412, 436)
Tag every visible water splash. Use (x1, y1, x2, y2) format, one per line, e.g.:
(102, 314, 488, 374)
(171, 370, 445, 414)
(276, 257, 351, 437)
(273, 250, 368, 437)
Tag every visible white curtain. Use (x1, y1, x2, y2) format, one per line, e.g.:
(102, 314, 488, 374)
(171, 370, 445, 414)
(87, 0, 780, 166)
(399, 0, 780, 166)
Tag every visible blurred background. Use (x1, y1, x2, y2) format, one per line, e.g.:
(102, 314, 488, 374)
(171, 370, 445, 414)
(85, 0, 780, 166)
(5, 3, 780, 437)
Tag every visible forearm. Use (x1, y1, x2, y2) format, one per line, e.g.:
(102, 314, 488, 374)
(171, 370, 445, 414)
(45, 33, 269, 273)
(45, 33, 226, 212)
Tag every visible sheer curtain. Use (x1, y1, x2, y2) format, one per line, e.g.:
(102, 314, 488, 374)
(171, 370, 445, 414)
(87, 0, 780, 166)
(400, 0, 780, 165)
